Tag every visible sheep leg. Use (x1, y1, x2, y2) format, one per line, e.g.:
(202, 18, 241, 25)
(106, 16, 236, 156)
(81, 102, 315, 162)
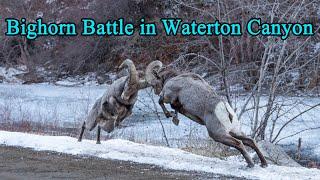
(178, 108, 205, 125)
(172, 110, 180, 125)
(170, 99, 181, 125)
(78, 122, 86, 142)
(159, 96, 172, 118)
(230, 132, 268, 167)
(96, 126, 101, 144)
(210, 133, 254, 168)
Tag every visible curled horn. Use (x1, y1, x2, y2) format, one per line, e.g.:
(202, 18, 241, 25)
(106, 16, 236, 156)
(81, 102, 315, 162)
(119, 59, 138, 84)
(145, 60, 163, 84)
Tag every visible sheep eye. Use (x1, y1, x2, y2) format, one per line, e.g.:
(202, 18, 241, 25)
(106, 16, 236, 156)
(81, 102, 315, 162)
(152, 70, 160, 79)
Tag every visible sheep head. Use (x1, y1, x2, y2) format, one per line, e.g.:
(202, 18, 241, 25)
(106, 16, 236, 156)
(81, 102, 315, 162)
(101, 96, 119, 121)
(145, 60, 164, 95)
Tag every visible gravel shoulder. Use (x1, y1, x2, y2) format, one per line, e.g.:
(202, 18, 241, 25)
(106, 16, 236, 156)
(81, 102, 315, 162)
(0, 145, 242, 180)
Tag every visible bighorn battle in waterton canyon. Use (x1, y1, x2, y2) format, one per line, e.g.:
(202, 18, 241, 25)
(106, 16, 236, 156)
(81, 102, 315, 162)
(145, 61, 268, 168)
(2, 1, 320, 179)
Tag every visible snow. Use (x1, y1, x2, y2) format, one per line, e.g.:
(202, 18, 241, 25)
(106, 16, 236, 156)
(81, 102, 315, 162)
(0, 66, 26, 83)
(0, 83, 105, 126)
(37, 11, 43, 18)
(233, 95, 320, 148)
(1, 131, 319, 180)
(314, 145, 320, 158)
(46, 0, 56, 4)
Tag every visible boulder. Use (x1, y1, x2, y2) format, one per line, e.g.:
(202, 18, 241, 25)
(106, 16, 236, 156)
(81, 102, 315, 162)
(254, 140, 301, 167)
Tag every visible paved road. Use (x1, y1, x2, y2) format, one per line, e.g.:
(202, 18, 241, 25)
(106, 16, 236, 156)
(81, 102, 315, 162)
(0, 146, 243, 180)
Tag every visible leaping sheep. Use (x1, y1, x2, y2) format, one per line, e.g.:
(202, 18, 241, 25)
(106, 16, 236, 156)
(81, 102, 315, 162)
(145, 60, 268, 168)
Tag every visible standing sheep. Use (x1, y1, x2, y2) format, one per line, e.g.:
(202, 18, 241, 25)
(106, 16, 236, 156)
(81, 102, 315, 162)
(78, 59, 148, 144)
(145, 60, 268, 168)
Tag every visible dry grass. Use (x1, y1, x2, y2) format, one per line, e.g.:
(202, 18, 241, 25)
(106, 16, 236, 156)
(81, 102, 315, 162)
(0, 120, 79, 137)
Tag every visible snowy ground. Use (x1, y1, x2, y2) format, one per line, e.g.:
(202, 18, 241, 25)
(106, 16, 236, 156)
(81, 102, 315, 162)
(0, 131, 320, 180)
(0, 66, 26, 83)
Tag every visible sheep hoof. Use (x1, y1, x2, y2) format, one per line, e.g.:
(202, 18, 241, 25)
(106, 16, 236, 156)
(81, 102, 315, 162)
(172, 117, 180, 126)
(261, 163, 268, 168)
(115, 122, 120, 127)
(96, 141, 101, 144)
(247, 163, 255, 168)
(164, 112, 172, 118)
(77, 139, 82, 142)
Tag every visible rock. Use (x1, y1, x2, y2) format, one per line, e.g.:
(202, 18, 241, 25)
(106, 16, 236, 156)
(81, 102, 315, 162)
(15, 72, 45, 84)
(254, 140, 301, 167)
(96, 75, 107, 84)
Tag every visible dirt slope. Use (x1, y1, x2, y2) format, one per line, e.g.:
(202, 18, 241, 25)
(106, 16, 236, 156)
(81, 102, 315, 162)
(0, 146, 242, 180)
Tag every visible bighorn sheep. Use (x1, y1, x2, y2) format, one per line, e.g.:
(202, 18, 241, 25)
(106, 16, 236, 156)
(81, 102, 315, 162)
(78, 59, 148, 144)
(145, 61, 268, 168)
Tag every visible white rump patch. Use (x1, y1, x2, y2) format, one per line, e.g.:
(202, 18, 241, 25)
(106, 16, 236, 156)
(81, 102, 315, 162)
(214, 101, 240, 131)
(215, 101, 232, 128)
(224, 102, 241, 130)
(224, 102, 237, 119)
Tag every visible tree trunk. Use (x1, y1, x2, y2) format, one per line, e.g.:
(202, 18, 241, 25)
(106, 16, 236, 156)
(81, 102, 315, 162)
(19, 37, 33, 72)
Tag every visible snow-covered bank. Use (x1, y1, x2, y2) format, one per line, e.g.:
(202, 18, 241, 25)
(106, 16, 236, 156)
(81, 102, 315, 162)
(0, 131, 319, 180)
(0, 66, 26, 83)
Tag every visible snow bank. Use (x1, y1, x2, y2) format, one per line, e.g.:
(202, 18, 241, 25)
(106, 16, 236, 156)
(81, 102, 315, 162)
(0, 66, 26, 83)
(1, 131, 319, 180)
(314, 146, 320, 158)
